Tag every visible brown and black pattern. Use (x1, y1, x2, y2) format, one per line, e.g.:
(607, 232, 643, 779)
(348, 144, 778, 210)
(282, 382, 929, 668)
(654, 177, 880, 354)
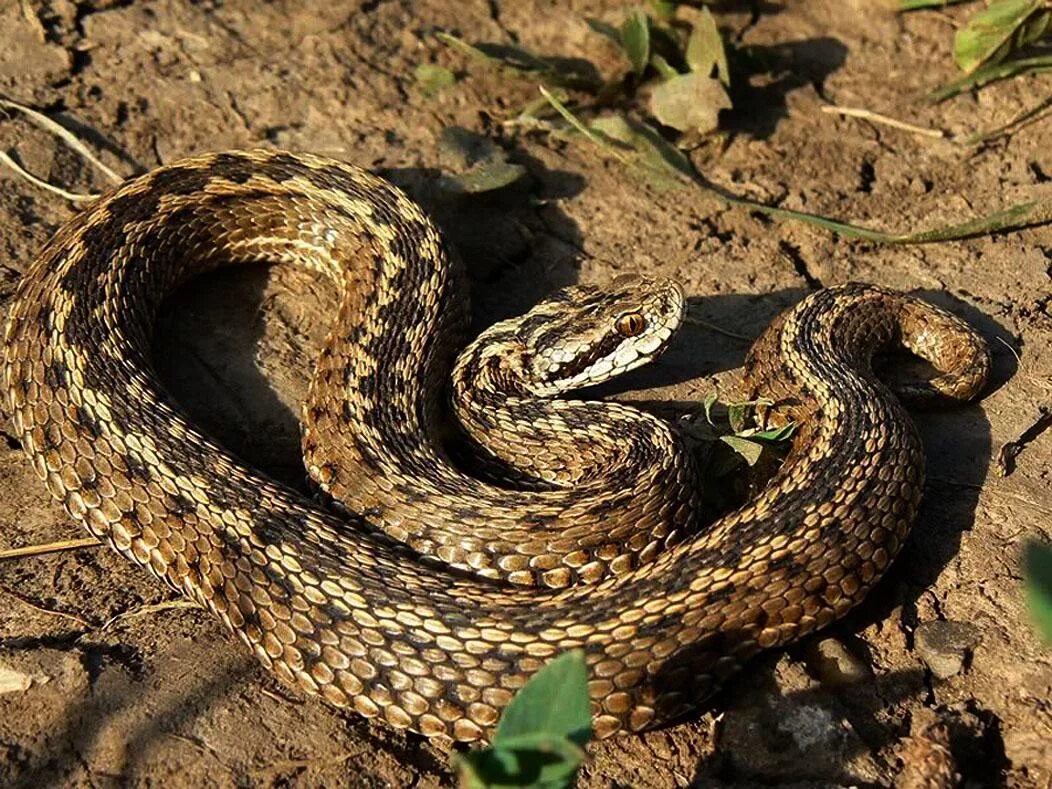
(2, 150, 991, 744)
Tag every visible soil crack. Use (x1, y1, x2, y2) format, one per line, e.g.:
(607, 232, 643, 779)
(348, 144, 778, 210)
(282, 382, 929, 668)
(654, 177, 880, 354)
(779, 240, 823, 290)
(996, 405, 1052, 476)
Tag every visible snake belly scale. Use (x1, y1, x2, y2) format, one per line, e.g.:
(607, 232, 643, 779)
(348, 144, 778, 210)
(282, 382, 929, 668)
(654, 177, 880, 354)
(2, 150, 990, 743)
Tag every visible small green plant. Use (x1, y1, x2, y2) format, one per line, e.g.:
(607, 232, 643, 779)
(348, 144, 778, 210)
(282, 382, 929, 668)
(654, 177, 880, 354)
(454, 651, 592, 788)
(901, 0, 1052, 105)
(701, 393, 796, 468)
(1024, 540, 1052, 643)
(438, 2, 732, 140)
(421, 3, 1052, 244)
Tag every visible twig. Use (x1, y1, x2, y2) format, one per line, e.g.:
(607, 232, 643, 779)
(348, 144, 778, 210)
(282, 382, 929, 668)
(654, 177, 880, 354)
(0, 97, 124, 184)
(684, 315, 754, 342)
(0, 536, 102, 560)
(0, 151, 99, 204)
(98, 599, 200, 632)
(821, 105, 949, 140)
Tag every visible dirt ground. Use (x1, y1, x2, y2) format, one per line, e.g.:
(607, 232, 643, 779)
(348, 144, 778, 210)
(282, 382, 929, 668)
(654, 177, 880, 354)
(0, 0, 1049, 786)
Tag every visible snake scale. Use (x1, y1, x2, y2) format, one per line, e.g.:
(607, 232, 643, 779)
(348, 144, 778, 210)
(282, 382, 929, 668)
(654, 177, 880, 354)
(3, 150, 991, 743)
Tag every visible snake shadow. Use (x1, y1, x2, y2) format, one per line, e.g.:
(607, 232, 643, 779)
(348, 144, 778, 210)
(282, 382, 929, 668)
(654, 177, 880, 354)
(682, 666, 1008, 787)
(7, 623, 453, 786)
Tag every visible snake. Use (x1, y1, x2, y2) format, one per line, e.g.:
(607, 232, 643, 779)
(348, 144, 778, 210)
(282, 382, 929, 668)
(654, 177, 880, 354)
(2, 149, 991, 744)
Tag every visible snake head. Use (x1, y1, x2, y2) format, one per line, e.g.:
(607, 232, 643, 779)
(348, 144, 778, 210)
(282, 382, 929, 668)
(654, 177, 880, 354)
(498, 274, 686, 397)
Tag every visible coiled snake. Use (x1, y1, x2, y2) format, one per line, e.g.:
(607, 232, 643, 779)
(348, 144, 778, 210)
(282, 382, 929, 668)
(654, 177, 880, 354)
(3, 150, 990, 743)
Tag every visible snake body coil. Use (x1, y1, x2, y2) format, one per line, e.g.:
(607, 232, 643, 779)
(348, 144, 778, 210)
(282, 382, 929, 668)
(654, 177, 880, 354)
(3, 150, 990, 742)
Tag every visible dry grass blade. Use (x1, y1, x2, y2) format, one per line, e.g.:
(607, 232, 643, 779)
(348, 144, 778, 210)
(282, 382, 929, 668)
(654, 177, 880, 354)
(967, 93, 1052, 142)
(684, 315, 754, 342)
(821, 105, 950, 140)
(0, 97, 123, 184)
(0, 536, 102, 560)
(0, 151, 99, 204)
(539, 88, 1052, 243)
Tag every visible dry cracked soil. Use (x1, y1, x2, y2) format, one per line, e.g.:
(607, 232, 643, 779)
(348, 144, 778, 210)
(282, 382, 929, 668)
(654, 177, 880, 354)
(0, 1, 1050, 787)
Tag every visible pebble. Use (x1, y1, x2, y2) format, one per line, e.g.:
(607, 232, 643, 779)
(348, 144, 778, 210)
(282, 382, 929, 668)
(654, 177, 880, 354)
(914, 620, 982, 679)
(804, 636, 872, 686)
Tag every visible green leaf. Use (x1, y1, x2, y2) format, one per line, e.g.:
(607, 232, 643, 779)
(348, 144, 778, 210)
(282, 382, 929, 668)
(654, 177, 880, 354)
(702, 391, 718, 426)
(438, 160, 527, 194)
(436, 126, 527, 194)
(495, 651, 592, 747)
(588, 114, 694, 186)
(685, 7, 730, 85)
(953, 0, 1052, 74)
(414, 63, 455, 97)
(585, 17, 622, 47)
(453, 651, 592, 787)
(649, 71, 732, 133)
(649, 53, 680, 80)
(930, 53, 1052, 101)
(899, 0, 977, 9)
(720, 435, 765, 466)
(436, 33, 602, 92)
(648, 0, 677, 21)
(620, 8, 651, 75)
(1024, 540, 1052, 644)
(751, 422, 797, 442)
(453, 736, 586, 789)
(726, 402, 750, 434)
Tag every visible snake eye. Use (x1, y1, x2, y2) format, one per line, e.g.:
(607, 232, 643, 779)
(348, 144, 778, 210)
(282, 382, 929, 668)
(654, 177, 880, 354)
(615, 311, 648, 337)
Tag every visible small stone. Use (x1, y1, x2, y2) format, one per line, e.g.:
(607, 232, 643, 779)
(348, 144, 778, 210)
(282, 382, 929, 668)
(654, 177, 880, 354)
(0, 663, 45, 694)
(804, 637, 872, 686)
(914, 620, 982, 679)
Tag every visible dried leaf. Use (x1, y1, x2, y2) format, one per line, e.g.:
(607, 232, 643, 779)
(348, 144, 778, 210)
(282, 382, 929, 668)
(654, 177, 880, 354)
(649, 71, 731, 134)
(720, 435, 765, 466)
